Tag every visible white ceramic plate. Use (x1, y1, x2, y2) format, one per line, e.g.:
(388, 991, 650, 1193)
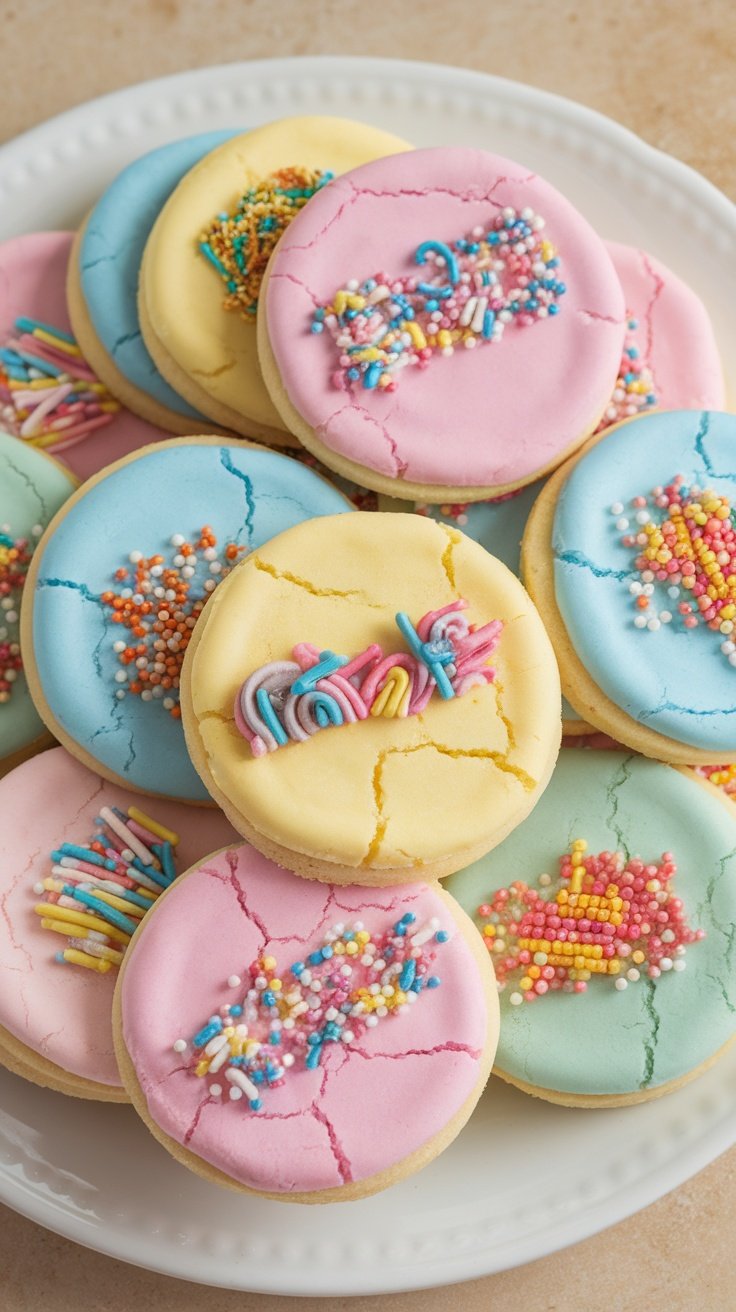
(0, 57, 734, 1296)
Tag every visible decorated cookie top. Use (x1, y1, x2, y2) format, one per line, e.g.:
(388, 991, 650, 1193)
(263, 146, 626, 497)
(78, 131, 237, 421)
(120, 844, 495, 1196)
(552, 410, 736, 755)
(26, 440, 350, 801)
(0, 232, 166, 481)
(184, 511, 561, 881)
(0, 748, 238, 1088)
(140, 117, 412, 437)
(0, 431, 76, 762)
(446, 749, 736, 1097)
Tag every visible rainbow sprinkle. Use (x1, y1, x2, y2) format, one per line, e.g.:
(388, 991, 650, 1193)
(312, 207, 565, 393)
(0, 316, 120, 452)
(616, 477, 736, 660)
(174, 913, 450, 1112)
(199, 166, 333, 317)
(478, 839, 703, 1004)
(594, 314, 657, 430)
(0, 523, 43, 704)
(234, 600, 503, 757)
(103, 527, 247, 719)
(33, 803, 180, 975)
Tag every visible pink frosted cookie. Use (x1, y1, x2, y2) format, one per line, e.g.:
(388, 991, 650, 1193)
(597, 241, 724, 427)
(115, 844, 497, 1201)
(0, 747, 238, 1100)
(259, 146, 626, 502)
(0, 232, 170, 482)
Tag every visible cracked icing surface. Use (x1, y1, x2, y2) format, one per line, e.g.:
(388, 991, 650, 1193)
(30, 441, 350, 800)
(79, 131, 237, 419)
(0, 233, 164, 482)
(265, 147, 626, 492)
(188, 512, 560, 875)
(446, 750, 736, 1096)
(553, 410, 736, 753)
(0, 432, 75, 762)
(0, 748, 238, 1086)
(120, 845, 493, 1193)
(140, 118, 411, 434)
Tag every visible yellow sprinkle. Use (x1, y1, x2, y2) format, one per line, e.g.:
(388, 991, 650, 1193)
(61, 948, 112, 973)
(34, 902, 131, 945)
(126, 806, 180, 846)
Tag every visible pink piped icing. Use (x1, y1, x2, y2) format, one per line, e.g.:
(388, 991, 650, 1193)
(265, 147, 627, 490)
(120, 846, 490, 1194)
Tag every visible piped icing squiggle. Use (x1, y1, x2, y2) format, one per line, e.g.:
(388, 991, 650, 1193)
(234, 600, 503, 757)
(311, 207, 565, 393)
(173, 911, 451, 1113)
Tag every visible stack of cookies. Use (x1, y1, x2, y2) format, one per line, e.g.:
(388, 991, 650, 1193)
(1, 115, 734, 1203)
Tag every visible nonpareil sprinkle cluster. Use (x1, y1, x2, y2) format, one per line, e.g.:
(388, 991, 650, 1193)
(0, 316, 120, 452)
(312, 207, 565, 393)
(174, 913, 450, 1112)
(478, 839, 702, 1005)
(33, 803, 179, 975)
(199, 166, 333, 317)
(0, 523, 42, 704)
(595, 313, 656, 429)
(616, 477, 736, 660)
(697, 763, 736, 798)
(102, 527, 246, 718)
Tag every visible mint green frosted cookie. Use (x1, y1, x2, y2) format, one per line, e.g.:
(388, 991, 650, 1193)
(446, 750, 736, 1105)
(0, 432, 76, 771)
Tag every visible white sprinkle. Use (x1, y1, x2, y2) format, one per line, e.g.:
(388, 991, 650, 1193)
(172, 1039, 187, 1054)
(509, 992, 523, 1006)
(227, 974, 241, 988)
(614, 978, 628, 991)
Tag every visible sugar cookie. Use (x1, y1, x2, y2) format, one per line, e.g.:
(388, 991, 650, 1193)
(446, 749, 736, 1105)
(259, 146, 626, 501)
(139, 117, 411, 442)
(523, 410, 736, 764)
(22, 437, 351, 801)
(0, 747, 237, 1100)
(181, 511, 561, 883)
(0, 232, 167, 481)
(68, 132, 238, 434)
(115, 843, 497, 1200)
(0, 431, 76, 773)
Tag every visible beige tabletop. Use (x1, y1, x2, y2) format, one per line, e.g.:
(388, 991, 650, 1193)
(1, 1, 735, 1308)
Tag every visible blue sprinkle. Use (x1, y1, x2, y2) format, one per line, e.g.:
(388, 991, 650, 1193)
(401, 912, 416, 925)
(427, 976, 441, 989)
(308, 951, 323, 966)
(249, 1098, 262, 1112)
(310, 322, 324, 334)
(399, 959, 416, 990)
(548, 304, 560, 316)
(436, 930, 449, 943)
(322, 945, 333, 959)
(313, 307, 325, 320)
(193, 1017, 222, 1048)
(291, 961, 304, 977)
(362, 361, 383, 390)
(627, 347, 639, 359)
(347, 367, 360, 381)
(230, 1005, 243, 1017)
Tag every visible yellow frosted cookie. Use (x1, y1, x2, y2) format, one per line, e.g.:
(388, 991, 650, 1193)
(138, 117, 411, 443)
(181, 512, 562, 884)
